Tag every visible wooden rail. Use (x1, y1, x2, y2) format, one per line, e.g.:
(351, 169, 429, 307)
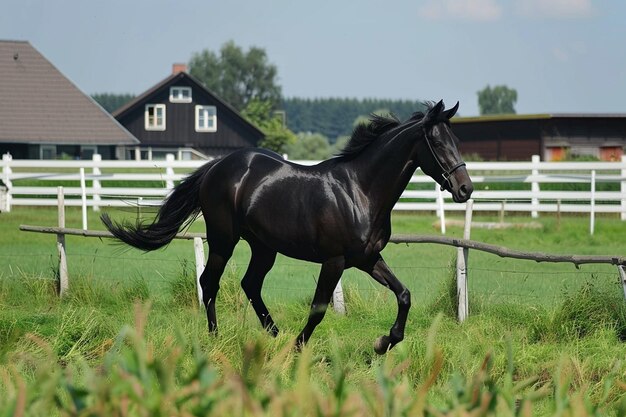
(19, 224, 203, 240)
(390, 235, 626, 267)
(20, 224, 626, 266)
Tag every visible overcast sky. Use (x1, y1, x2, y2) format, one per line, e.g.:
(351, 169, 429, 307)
(2, 0, 624, 116)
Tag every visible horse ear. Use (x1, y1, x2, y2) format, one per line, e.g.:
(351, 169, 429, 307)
(424, 100, 445, 125)
(430, 99, 445, 116)
(443, 101, 459, 120)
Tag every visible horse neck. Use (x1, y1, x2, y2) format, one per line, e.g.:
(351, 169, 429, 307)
(347, 125, 421, 210)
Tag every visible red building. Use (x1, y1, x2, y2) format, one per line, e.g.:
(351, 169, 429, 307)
(452, 113, 626, 161)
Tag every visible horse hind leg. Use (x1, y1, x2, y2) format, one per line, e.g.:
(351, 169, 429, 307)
(240, 240, 279, 336)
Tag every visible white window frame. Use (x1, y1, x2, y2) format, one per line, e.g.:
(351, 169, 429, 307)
(145, 104, 166, 131)
(169, 86, 192, 103)
(195, 105, 217, 132)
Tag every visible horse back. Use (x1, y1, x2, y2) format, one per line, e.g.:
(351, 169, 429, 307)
(201, 149, 378, 262)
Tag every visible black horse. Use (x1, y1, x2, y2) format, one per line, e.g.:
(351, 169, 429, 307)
(102, 100, 473, 353)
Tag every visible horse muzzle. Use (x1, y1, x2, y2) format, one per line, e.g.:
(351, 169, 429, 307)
(446, 166, 473, 203)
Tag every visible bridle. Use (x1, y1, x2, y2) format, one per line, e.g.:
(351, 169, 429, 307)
(422, 126, 466, 192)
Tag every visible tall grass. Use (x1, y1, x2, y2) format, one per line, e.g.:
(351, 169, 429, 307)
(2, 271, 626, 414)
(3, 208, 626, 413)
(2, 302, 626, 416)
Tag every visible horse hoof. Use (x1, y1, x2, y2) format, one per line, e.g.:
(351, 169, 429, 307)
(294, 341, 303, 353)
(266, 325, 279, 338)
(374, 335, 391, 354)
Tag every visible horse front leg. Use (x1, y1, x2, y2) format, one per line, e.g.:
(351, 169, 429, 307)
(295, 256, 345, 350)
(361, 256, 411, 354)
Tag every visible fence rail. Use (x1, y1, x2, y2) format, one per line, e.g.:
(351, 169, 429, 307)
(3, 153, 626, 228)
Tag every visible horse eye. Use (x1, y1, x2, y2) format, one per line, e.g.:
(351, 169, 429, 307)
(434, 141, 443, 148)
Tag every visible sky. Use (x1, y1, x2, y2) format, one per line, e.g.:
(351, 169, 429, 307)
(2, 0, 625, 117)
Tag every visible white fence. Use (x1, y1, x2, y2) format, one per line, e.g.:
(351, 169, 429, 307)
(2, 152, 626, 229)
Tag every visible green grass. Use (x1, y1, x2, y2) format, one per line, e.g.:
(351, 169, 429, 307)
(2, 207, 626, 413)
(2, 272, 626, 414)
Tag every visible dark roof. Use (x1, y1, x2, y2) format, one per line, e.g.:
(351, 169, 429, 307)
(113, 71, 264, 137)
(0, 40, 138, 145)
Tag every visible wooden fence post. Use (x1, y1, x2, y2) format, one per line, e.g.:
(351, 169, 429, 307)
(165, 153, 175, 190)
(57, 187, 69, 297)
(0, 185, 6, 213)
(332, 278, 346, 314)
(620, 155, 626, 220)
(92, 154, 101, 211)
(437, 183, 446, 234)
(531, 155, 540, 218)
(79, 167, 88, 230)
(2, 153, 12, 212)
(457, 199, 473, 322)
(193, 237, 205, 307)
(619, 265, 626, 304)
(590, 170, 596, 235)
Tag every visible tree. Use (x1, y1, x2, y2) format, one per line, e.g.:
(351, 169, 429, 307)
(91, 93, 135, 113)
(189, 41, 282, 111)
(242, 99, 296, 154)
(352, 108, 392, 129)
(285, 133, 332, 160)
(477, 85, 517, 115)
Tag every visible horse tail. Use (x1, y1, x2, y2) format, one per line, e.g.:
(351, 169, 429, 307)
(101, 158, 220, 251)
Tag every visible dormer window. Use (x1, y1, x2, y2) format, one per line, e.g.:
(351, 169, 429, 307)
(145, 104, 166, 131)
(196, 105, 217, 132)
(170, 86, 192, 103)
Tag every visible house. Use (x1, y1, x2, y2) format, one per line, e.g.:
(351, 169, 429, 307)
(452, 113, 626, 161)
(113, 65, 265, 159)
(0, 40, 138, 159)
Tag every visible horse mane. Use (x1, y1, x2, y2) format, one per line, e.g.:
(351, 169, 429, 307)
(335, 105, 430, 160)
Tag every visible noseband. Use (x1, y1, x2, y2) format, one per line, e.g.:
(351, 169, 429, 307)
(423, 127, 466, 192)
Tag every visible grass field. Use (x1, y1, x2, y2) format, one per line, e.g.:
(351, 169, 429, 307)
(2, 207, 626, 414)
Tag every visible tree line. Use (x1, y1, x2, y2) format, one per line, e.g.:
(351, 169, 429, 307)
(281, 98, 426, 142)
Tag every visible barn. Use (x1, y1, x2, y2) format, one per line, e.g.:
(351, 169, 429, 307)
(0, 40, 138, 160)
(113, 65, 265, 159)
(452, 113, 626, 161)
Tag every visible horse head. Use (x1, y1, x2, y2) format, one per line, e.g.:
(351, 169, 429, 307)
(418, 100, 473, 203)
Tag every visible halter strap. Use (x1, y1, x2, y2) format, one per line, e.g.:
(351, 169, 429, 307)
(423, 127, 466, 191)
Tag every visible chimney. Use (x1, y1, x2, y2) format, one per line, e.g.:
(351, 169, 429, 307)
(172, 63, 187, 75)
